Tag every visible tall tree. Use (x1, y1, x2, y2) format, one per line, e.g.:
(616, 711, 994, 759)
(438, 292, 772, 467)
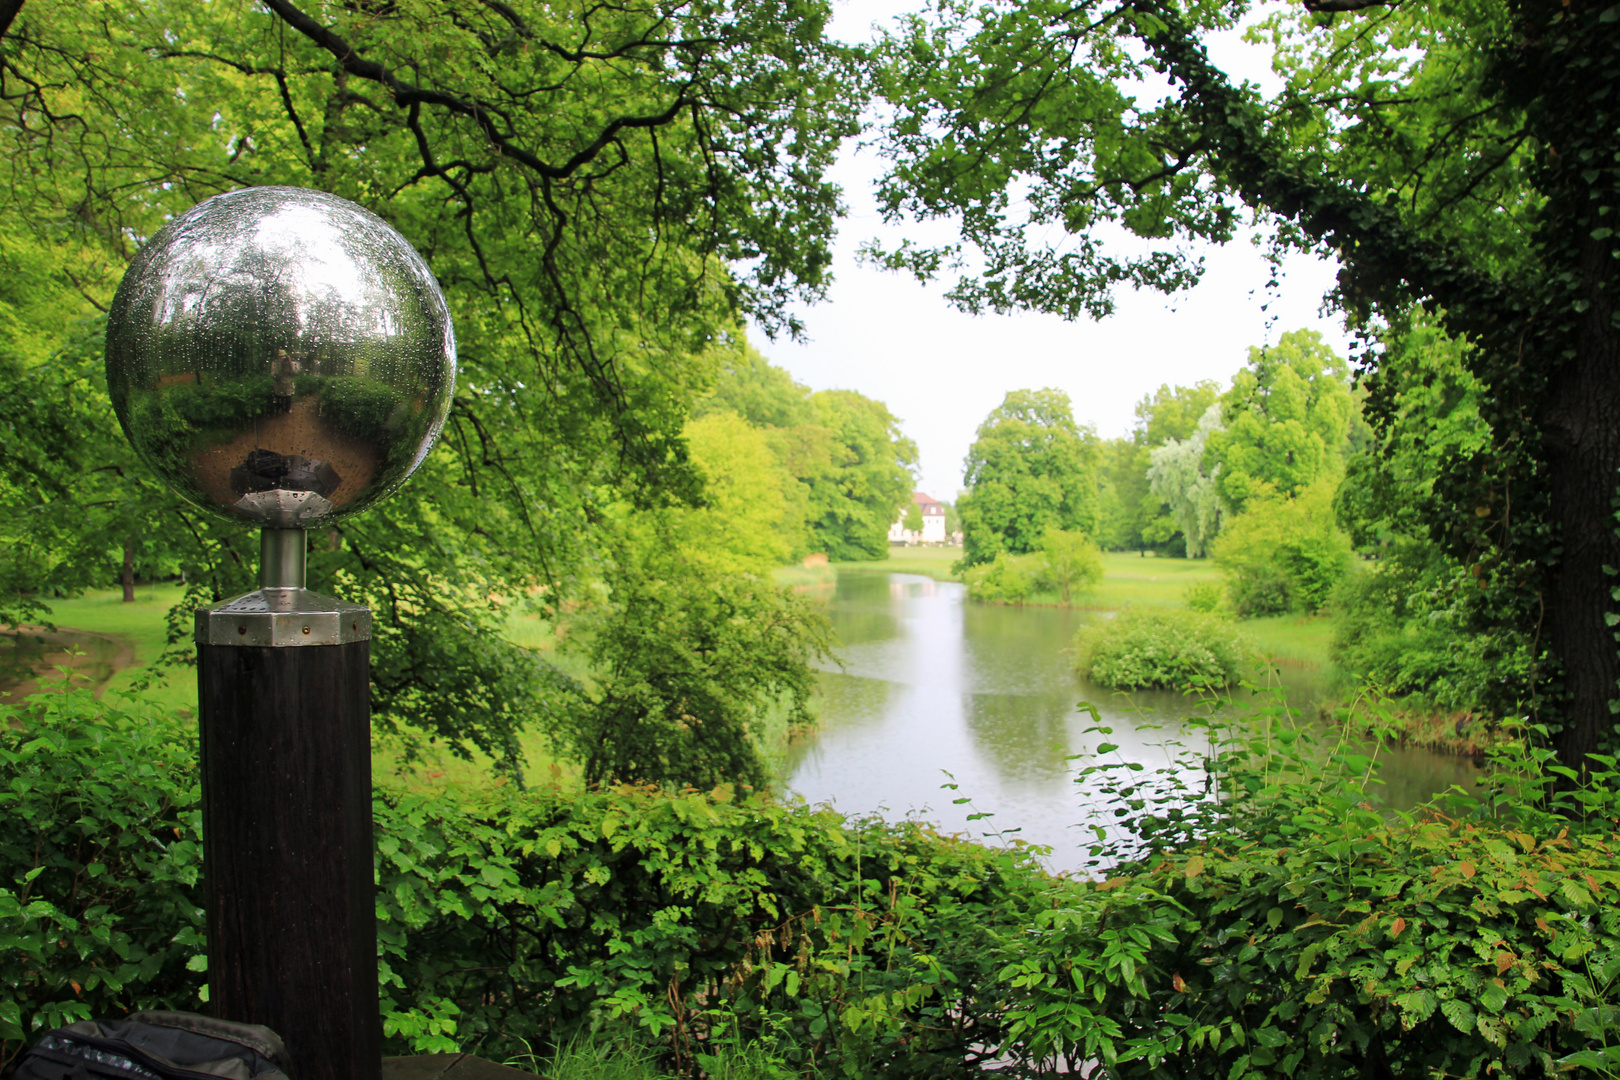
(1095, 437, 1154, 551)
(1147, 404, 1225, 558)
(873, 0, 1620, 769)
(1102, 379, 1222, 552)
(1205, 329, 1355, 514)
(1134, 380, 1222, 449)
(957, 388, 1100, 566)
(0, 0, 859, 764)
(806, 389, 918, 560)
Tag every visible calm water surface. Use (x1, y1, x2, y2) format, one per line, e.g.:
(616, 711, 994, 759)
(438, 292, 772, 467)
(783, 571, 1480, 872)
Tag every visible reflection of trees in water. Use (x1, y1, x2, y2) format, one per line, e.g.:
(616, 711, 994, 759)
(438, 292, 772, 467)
(0, 631, 121, 696)
(886, 577, 939, 600)
(832, 608, 901, 648)
(827, 575, 903, 647)
(815, 671, 897, 726)
(962, 689, 1076, 781)
(778, 671, 898, 777)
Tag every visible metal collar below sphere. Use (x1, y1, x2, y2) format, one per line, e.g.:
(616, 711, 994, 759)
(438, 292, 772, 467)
(195, 529, 371, 647)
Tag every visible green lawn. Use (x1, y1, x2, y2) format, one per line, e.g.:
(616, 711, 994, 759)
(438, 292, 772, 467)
(14, 584, 584, 790)
(1240, 612, 1334, 669)
(834, 546, 961, 581)
(1087, 552, 1222, 608)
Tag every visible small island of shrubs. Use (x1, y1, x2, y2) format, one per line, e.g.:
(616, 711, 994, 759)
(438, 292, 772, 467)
(1075, 606, 1248, 691)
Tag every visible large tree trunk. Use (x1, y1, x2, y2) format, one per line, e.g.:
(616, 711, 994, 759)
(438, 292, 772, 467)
(1525, 1, 1620, 771)
(1538, 200, 1620, 769)
(121, 544, 135, 603)
(1539, 342, 1620, 769)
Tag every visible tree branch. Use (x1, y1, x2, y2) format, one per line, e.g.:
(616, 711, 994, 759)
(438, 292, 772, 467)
(1133, 0, 1523, 329)
(260, 0, 694, 181)
(0, 0, 25, 46)
(1302, 0, 1399, 12)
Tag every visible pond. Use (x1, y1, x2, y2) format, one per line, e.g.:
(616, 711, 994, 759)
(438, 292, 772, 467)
(0, 628, 130, 704)
(781, 571, 1480, 873)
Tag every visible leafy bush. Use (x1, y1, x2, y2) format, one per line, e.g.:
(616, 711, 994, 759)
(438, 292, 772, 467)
(16, 685, 1620, 1080)
(1212, 479, 1352, 617)
(1033, 527, 1103, 602)
(962, 550, 1041, 602)
(3, 685, 1053, 1080)
(963, 530, 1102, 604)
(1182, 580, 1223, 613)
(550, 530, 832, 790)
(1075, 607, 1247, 690)
(1331, 539, 1532, 713)
(999, 707, 1620, 1077)
(0, 687, 204, 1076)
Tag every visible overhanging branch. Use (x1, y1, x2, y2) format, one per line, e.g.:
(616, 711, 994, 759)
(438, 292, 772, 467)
(259, 0, 692, 181)
(1133, 0, 1524, 329)
(0, 0, 24, 46)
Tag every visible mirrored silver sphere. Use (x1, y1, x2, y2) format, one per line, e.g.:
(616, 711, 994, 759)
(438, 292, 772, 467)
(106, 186, 457, 528)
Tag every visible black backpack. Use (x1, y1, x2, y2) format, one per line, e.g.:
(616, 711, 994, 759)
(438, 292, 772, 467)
(14, 1011, 291, 1080)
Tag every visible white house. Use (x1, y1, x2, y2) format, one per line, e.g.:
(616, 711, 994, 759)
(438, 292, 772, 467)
(888, 491, 948, 545)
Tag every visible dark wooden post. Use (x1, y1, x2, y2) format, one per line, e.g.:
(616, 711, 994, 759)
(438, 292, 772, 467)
(195, 529, 379, 1080)
(105, 185, 466, 1078)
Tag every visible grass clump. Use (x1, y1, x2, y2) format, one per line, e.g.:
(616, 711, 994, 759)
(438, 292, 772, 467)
(1076, 607, 1247, 690)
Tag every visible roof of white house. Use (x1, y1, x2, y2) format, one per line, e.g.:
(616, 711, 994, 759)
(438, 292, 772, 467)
(911, 492, 944, 512)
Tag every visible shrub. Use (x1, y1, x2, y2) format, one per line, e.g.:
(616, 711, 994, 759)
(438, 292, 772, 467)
(1330, 539, 1532, 713)
(1212, 479, 1352, 617)
(3, 685, 1055, 1080)
(962, 550, 1041, 602)
(18, 687, 1620, 1080)
(552, 541, 832, 790)
(1033, 527, 1102, 602)
(1000, 710, 1620, 1077)
(1075, 607, 1247, 690)
(0, 686, 204, 1076)
(1182, 580, 1223, 613)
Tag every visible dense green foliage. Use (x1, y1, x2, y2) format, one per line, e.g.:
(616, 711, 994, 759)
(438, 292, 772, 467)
(1212, 481, 1354, 618)
(961, 527, 1102, 603)
(1146, 403, 1225, 559)
(1075, 608, 1246, 690)
(1329, 540, 1516, 712)
(0, 689, 202, 1075)
(956, 388, 1100, 568)
(693, 350, 917, 563)
(1, 686, 1054, 1078)
(0, 0, 861, 773)
(1097, 381, 1220, 554)
(1035, 528, 1104, 603)
(1204, 331, 1355, 515)
(15, 687, 1620, 1078)
(806, 391, 918, 561)
(960, 551, 1041, 603)
(1331, 318, 1531, 716)
(1042, 723, 1620, 1076)
(868, 0, 1620, 767)
(550, 534, 831, 789)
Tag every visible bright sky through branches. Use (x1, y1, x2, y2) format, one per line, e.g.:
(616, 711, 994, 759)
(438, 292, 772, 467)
(750, 0, 1350, 502)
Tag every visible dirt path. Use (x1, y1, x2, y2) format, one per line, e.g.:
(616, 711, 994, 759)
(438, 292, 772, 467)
(0, 627, 138, 705)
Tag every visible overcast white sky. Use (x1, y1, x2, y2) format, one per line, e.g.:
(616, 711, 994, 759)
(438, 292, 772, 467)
(747, 0, 1350, 501)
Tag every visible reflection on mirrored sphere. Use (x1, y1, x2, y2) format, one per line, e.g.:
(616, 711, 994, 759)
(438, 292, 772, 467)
(105, 186, 457, 527)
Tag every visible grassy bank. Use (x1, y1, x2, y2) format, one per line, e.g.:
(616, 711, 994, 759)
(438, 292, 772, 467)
(21, 584, 197, 714)
(6, 584, 584, 790)
(786, 548, 1335, 671)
